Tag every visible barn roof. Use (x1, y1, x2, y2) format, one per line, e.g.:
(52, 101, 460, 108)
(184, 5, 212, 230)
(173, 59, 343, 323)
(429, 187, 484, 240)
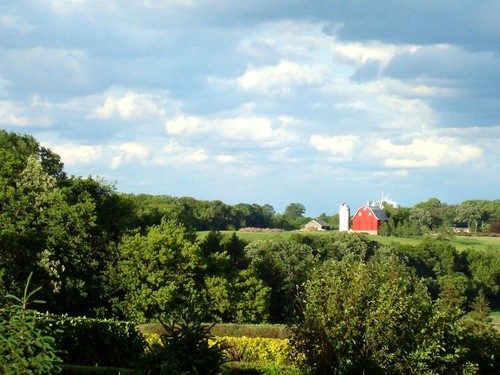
(368, 206, 388, 220)
(352, 205, 389, 221)
(314, 219, 330, 227)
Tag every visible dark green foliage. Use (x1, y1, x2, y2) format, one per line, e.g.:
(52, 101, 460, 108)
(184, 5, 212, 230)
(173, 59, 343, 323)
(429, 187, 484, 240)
(199, 231, 270, 323)
(290, 256, 498, 374)
(464, 248, 500, 309)
(245, 238, 318, 323)
(115, 219, 205, 323)
(0, 272, 63, 374)
(142, 306, 229, 374)
(41, 314, 145, 368)
(224, 362, 301, 375)
(139, 323, 288, 339)
(61, 365, 140, 375)
(291, 231, 379, 261)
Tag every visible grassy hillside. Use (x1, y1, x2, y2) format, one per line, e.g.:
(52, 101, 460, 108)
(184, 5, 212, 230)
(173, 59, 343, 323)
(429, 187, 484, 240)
(201, 230, 500, 252)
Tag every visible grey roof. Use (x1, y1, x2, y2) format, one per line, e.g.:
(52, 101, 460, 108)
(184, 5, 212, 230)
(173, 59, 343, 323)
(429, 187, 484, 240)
(305, 219, 330, 227)
(369, 206, 388, 220)
(313, 219, 330, 227)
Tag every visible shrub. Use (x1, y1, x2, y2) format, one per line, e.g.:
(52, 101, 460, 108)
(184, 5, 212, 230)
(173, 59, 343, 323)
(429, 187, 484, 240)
(142, 306, 229, 374)
(0, 272, 63, 374)
(290, 256, 491, 374)
(41, 314, 145, 368)
(224, 362, 301, 375)
(60, 365, 140, 375)
(139, 323, 288, 339)
(214, 336, 295, 365)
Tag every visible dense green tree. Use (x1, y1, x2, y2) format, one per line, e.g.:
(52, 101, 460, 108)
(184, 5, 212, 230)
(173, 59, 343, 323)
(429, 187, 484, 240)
(456, 201, 484, 232)
(0, 130, 66, 184)
(0, 153, 108, 316)
(464, 248, 500, 309)
(198, 231, 269, 323)
(282, 202, 308, 229)
(291, 256, 496, 374)
(291, 231, 379, 262)
(245, 238, 317, 323)
(115, 219, 205, 323)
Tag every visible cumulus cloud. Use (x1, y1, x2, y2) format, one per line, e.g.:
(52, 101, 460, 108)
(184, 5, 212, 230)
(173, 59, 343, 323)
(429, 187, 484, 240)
(237, 60, 327, 94)
(0, 101, 52, 127)
(110, 142, 150, 168)
(153, 140, 207, 165)
(310, 134, 359, 159)
(331, 41, 409, 66)
(51, 143, 102, 166)
(93, 90, 175, 120)
(165, 114, 298, 146)
(0, 1, 498, 213)
(216, 154, 238, 163)
(375, 138, 483, 168)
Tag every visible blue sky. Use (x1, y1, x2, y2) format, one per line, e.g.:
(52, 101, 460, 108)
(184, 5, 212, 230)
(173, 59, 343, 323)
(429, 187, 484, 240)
(1, 0, 499, 216)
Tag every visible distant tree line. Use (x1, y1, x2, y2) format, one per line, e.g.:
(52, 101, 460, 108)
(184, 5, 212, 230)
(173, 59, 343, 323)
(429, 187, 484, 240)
(115, 194, 500, 236)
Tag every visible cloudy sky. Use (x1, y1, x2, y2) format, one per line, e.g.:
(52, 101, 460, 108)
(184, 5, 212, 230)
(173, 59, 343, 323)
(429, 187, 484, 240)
(1, 0, 499, 216)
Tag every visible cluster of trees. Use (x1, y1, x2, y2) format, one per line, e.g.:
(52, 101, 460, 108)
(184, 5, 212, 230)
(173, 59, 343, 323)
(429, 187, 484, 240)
(1, 130, 499, 372)
(111, 193, 500, 236)
(378, 199, 500, 237)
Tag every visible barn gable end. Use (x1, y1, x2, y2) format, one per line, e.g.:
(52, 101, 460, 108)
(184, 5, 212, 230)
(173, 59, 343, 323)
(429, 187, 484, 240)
(351, 205, 388, 235)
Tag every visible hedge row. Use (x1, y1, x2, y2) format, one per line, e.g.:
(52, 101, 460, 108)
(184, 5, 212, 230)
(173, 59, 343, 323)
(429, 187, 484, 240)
(37, 313, 145, 368)
(143, 333, 298, 366)
(138, 323, 288, 338)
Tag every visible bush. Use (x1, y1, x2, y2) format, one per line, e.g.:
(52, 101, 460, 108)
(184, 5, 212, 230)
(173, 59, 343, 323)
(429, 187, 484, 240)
(61, 365, 140, 375)
(139, 323, 288, 339)
(0, 272, 63, 374)
(215, 336, 295, 365)
(142, 306, 229, 374)
(290, 256, 494, 374)
(40, 314, 145, 368)
(224, 362, 301, 374)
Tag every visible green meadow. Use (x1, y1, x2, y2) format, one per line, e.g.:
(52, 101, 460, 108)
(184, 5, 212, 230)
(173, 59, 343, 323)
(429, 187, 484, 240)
(202, 230, 500, 252)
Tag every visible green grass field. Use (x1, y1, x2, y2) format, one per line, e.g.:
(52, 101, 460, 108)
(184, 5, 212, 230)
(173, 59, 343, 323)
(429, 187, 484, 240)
(201, 230, 500, 252)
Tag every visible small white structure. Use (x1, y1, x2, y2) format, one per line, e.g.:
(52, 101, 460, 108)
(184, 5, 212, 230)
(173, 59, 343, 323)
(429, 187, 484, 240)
(304, 219, 331, 231)
(367, 196, 400, 209)
(339, 203, 350, 232)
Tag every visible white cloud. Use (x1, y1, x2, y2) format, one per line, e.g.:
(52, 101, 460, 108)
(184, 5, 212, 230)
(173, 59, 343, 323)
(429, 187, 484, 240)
(331, 41, 415, 66)
(93, 91, 173, 120)
(51, 143, 102, 166)
(165, 115, 201, 135)
(0, 101, 52, 127)
(153, 140, 207, 165)
(237, 60, 327, 94)
(310, 135, 359, 158)
(375, 138, 483, 168)
(110, 142, 150, 168)
(165, 114, 298, 146)
(216, 154, 237, 163)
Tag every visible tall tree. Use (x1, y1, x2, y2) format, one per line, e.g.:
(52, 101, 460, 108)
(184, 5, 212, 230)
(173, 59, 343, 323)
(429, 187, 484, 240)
(291, 256, 497, 374)
(245, 238, 317, 323)
(115, 219, 205, 323)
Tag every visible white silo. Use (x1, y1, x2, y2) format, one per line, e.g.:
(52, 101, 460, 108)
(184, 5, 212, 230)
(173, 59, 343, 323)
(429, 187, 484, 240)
(339, 203, 350, 231)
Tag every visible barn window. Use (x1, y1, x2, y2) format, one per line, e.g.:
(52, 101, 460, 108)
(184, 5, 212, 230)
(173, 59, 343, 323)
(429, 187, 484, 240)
(369, 212, 372, 216)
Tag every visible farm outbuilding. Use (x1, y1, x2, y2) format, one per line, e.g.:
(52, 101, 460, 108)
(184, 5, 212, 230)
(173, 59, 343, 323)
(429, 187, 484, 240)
(351, 205, 388, 235)
(304, 219, 331, 231)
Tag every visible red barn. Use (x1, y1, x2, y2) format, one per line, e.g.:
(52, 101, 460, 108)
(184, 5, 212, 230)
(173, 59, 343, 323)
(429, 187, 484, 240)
(351, 205, 388, 235)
